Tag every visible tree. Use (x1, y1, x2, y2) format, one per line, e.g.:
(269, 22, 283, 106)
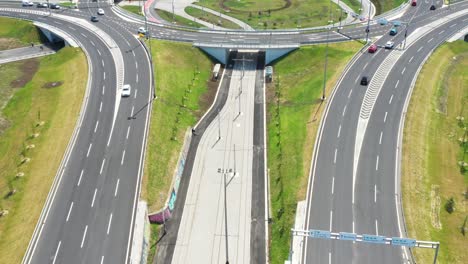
(445, 197, 455, 213)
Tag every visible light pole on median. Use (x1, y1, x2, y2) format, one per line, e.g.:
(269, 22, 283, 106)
(365, 0, 372, 43)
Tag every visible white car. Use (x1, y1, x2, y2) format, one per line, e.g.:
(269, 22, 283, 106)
(97, 8, 105, 15)
(22, 1, 34, 6)
(122, 84, 131, 97)
(385, 41, 395, 49)
(138, 27, 147, 35)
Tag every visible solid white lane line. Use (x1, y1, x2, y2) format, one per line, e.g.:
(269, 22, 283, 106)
(91, 188, 97, 207)
(375, 219, 379, 235)
(401, 67, 406, 75)
(100, 159, 105, 174)
(131, 106, 134, 117)
(121, 150, 126, 165)
(388, 94, 394, 104)
(375, 184, 377, 203)
(102, 85, 105, 95)
(99, 102, 103, 112)
(52, 241, 61, 264)
(80, 225, 88, 248)
(86, 143, 92, 157)
(348, 89, 353, 98)
(376, 155, 379, 171)
(329, 210, 333, 231)
(342, 105, 347, 116)
(417, 46, 423, 53)
(97, 49, 101, 56)
(395, 80, 399, 89)
(334, 149, 337, 164)
(101, 256, 105, 264)
(107, 213, 113, 235)
(134, 89, 138, 99)
(94, 121, 99, 133)
(103, 72, 106, 80)
(66, 202, 74, 222)
(384, 112, 388, 123)
(337, 125, 341, 138)
(126, 126, 131, 139)
(114, 179, 120, 197)
(379, 131, 383, 145)
(331, 177, 335, 195)
(78, 170, 84, 186)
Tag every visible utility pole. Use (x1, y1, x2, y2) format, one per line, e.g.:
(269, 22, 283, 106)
(322, 0, 333, 101)
(337, 0, 343, 30)
(172, 0, 175, 23)
(218, 109, 221, 140)
(365, 0, 372, 43)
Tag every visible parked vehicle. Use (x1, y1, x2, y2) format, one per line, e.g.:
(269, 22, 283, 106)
(138, 27, 147, 35)
(36, 2, 48, 8)
(430, 5, 436, 10)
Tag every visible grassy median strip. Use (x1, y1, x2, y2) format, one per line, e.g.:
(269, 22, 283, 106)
(0, 47, 87, 264)
(371, 0, 406, 15)
(196, 0, 342, 29)
(142, 40, 215, 262)
(121, 5, 143, 16)
(267, 42, 362, 263)
(185, 6, 242, 29)
(156, 9, 205, 28)
(0, 17, 43, 50)
(402, 41, 468, 264)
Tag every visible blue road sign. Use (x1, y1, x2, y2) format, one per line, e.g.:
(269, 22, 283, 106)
(309, 230, 331, 239)
(362, 234, 386, 244)
(391, 237, 416, 247)
(339, 232, 357, 241)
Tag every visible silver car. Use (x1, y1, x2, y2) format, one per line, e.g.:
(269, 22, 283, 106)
(122, 84, 131, 97)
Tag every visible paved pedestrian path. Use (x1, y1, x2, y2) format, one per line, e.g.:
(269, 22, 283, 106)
(0, 44, 55, 64)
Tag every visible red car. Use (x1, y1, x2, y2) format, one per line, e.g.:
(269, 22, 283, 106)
(411, 0, 417, 6)
(368, 44, 378, 53)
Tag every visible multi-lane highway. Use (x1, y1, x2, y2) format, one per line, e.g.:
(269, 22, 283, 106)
(0, 3, 153, 263)
(303, 1, 468, 264)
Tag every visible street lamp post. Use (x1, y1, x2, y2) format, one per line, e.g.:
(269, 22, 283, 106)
(365, 0, 372, 43)
(322, 25, 331, 101)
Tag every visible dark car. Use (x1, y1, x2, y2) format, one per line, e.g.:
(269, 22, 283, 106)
(430, 5, 436, 10)
(361, 76, 369, 86)
(389, 27, 398, 36)
(91, 16, 99, 22)
(36, 2, 47, 8)
(50, 3, 61, 9)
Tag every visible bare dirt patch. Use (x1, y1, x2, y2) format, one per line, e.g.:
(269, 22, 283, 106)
(198, 66, 220, 117)
(42, 81, 63, 89)
(9, 59, 39, 88)
(0, 38, 25, 51)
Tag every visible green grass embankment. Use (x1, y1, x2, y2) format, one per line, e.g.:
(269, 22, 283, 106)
(185, 6, 242, 29)
(0, 47, 87, 264)
(0, 17, 43, 50)
(196, 0, 343, 29)
(156, 9, 205, 28)
(267, 42, 362, 263)
(402, 41, 468, 264)
(371, 0, 407, 15)
(142, 40, 215, 262)
(121, 5, 143, 16)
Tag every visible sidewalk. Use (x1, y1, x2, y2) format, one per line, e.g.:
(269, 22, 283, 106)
(0, 45, 55, 64)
